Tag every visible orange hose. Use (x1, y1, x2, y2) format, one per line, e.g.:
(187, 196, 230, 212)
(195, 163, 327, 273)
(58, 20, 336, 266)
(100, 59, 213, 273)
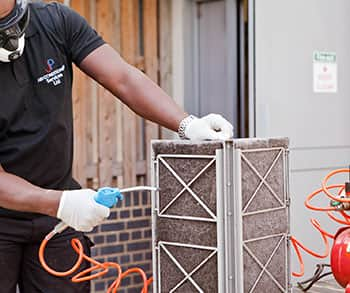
(327, 211, 350, 225)
(304, 184, 342, 212)
(292, 168, 350, 278)
(322, 169, 350, 202)
(39, 233, 153, 293)
(290, 219, 333, 277)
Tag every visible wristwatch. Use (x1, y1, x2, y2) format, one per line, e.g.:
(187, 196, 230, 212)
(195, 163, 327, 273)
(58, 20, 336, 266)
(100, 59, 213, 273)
(177, 115, 196, 139)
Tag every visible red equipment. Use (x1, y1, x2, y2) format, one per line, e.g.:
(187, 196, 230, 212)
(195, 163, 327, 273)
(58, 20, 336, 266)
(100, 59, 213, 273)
(331, 227, 350, 292)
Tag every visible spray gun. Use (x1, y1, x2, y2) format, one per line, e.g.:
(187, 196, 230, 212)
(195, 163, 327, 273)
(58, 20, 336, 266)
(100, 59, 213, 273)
(48, 186, 158, 239)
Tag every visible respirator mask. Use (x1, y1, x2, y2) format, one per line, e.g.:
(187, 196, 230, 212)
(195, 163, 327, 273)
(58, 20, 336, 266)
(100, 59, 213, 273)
(0, 0, 30, 62)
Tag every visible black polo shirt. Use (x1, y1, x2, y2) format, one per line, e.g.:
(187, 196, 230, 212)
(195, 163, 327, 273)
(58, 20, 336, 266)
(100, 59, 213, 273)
(0, 2, 105, 218)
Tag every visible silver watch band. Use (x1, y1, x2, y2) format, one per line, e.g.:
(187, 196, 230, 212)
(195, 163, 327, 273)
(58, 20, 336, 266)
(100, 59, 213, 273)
(178, 115, 196, 139)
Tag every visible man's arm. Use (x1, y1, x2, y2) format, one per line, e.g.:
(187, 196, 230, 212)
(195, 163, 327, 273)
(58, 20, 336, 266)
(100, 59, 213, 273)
(0, 165, 61, 217)
(79, 44, 187, 132)
(0, 165, 109, 231)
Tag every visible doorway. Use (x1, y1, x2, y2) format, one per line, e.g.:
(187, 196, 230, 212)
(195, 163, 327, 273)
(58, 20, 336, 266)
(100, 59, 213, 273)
(184, 0, 244, 136)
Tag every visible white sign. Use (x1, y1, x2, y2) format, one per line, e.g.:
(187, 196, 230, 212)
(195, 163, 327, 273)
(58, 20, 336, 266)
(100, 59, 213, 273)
(313, 51, 337, 93)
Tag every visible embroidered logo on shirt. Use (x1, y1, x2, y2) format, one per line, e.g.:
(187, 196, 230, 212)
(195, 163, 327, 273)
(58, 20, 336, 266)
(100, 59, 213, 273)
(45, 58, 55, 73)
(37, 59, 65, 86)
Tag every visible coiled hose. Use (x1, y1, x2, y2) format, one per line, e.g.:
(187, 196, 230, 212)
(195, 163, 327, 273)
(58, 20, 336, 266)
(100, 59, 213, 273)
(39, 234, 153, 293)
(291, 168, 350, 277)
(39, 186, 155, 293)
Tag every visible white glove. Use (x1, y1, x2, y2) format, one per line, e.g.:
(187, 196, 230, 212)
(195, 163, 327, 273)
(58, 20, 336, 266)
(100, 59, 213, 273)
(57, 189, 110, 232)
(179, 114, 233, 140)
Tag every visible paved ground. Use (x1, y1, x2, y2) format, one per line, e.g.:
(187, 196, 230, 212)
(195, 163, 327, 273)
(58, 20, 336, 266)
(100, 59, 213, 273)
(293, 278, 343, 292)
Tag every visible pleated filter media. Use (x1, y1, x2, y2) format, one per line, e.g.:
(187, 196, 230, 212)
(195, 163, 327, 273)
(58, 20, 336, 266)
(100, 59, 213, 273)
(151, 139, 291, 293)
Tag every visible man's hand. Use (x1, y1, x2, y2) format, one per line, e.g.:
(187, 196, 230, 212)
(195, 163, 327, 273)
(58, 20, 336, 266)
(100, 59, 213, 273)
(179, 114, 234, 140)
(57, 189, 110, 232)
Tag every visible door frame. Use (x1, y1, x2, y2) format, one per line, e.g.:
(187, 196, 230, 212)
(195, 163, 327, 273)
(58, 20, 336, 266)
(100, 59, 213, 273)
(248, 0, 256, 137)
(178, 0, 242, 136)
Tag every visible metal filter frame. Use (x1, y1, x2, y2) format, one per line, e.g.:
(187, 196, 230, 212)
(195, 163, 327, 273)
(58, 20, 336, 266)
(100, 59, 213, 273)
(151, 139, 290, 293)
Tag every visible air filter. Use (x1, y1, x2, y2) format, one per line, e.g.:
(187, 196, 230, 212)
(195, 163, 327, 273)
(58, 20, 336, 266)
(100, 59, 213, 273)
(151, 138, 290, 292)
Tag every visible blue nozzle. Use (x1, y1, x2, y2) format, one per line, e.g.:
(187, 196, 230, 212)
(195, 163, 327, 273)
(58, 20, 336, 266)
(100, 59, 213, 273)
(94, 187, 123, 208)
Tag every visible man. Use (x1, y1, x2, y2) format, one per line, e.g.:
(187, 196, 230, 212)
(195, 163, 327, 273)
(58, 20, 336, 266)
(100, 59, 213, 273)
(0, 0, 233, 292)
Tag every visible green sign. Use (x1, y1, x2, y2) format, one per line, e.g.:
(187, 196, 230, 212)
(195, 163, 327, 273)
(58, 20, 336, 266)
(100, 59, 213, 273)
(313, 51, 336, 63)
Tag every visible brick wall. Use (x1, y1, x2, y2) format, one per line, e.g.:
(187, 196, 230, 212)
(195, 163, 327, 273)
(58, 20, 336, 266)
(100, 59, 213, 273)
(87, 191, 153, 293)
